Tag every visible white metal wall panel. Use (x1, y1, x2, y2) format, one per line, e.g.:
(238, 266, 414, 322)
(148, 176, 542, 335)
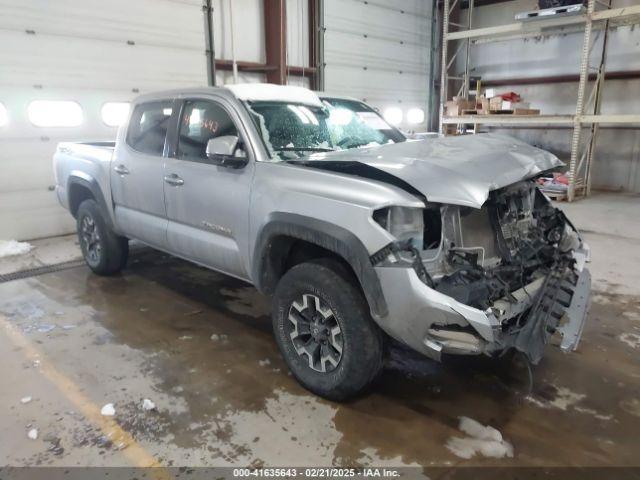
(323, 0, 433, 129)
(213, 0, 266, 64)
(0, 0, 207, 240)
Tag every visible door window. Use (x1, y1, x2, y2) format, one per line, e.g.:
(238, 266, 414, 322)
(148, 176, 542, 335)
(126, 101, 173, 155)
(177, 100, 239, 162)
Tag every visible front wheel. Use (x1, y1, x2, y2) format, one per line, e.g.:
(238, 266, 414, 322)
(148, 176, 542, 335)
(272, 260, 383, 401)
(76, 199, 128, 275)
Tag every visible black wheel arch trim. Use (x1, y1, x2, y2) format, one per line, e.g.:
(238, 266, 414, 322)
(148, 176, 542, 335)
(67, 175, 115, 231)
(252, 212, 388, 318)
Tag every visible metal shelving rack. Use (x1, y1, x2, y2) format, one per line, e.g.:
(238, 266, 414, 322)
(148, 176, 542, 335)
(438, 0, 640, 201)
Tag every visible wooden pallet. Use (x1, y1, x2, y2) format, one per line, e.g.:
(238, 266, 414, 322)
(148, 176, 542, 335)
(542, 190, 567, 201)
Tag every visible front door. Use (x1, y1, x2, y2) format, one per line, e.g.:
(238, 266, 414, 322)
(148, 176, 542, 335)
(163, 97, 254, 280)
(110, 99, 173, 249)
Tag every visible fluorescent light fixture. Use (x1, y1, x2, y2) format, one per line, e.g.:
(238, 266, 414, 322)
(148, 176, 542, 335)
(28, 100, 83, 127)
(0, 103, 7, 126)
(329, 108, 353, 126)
(383, 107, 403, 126)
(101, 102, 130, 127)
(407, 107, 425, 125)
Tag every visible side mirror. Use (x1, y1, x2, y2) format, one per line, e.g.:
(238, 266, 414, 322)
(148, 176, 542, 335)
(205, 135, 248, 168)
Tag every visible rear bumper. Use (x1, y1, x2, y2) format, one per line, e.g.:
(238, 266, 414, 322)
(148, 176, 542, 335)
(373, 249, 591, 363)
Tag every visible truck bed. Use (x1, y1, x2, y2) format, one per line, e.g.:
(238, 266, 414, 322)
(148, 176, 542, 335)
(53, 141, 117, 214)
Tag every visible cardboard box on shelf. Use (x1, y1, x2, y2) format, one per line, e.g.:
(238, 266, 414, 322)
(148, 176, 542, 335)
(445, 97, 476, 116)
(502, 101, 530, 110)
(484, 88, 497, 98)
(489, 96, 503, 111)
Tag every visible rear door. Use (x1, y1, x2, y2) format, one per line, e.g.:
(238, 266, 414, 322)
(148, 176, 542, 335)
(110, 99, 174, 249)
(163, 96, 255, 280)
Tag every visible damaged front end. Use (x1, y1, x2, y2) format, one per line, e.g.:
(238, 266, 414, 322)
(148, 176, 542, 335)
(371, 181, 591, 364)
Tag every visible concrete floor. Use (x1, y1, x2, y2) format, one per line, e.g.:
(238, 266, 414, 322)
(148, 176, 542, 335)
(0, 192, 639, 469)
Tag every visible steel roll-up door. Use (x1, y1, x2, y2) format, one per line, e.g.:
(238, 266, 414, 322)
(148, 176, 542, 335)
(0, 0, 207, 240)
(323, 0, 433, 131)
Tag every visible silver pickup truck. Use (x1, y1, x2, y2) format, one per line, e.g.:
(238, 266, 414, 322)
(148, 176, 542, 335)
(53, 84, 591, 400)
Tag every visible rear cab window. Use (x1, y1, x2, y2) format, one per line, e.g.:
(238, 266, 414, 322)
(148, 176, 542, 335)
(126, 100, 173, 155)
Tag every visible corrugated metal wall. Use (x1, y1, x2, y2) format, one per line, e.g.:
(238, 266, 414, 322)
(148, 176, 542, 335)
(0, 0, 208, 241)
(323, 0, 433, 130)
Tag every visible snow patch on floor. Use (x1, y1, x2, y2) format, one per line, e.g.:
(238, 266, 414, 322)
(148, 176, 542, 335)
(526, 386, 587, 411)
(0, 240, 33, 258)
(574, 406, 613, 421)
(446, 416, 514, 459)
(619, 333, 640, 349)
(100, 403, 115, 416)
(622, 310, 640, 321)
(549, 387, 586, 410)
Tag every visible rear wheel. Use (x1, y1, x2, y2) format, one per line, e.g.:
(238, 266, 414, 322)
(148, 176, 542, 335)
(272, 260, 383, 401)
(76, 199, 128, 275)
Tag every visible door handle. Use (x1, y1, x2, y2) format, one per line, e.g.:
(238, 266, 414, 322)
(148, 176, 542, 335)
(164, 174, 184, 186)
(114, 164, 130, 175)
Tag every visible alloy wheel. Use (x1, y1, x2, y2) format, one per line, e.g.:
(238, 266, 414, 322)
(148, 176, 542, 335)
(80, 215, 102, 265)
(287, 293, 343, 373)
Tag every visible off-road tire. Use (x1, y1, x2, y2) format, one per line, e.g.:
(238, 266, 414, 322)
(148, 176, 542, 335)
(272, 259, 384, 401)
(76, 199, 128, 275)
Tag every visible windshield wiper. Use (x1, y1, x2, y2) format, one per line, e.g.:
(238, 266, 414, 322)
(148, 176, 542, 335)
(274, 147, 335, 152)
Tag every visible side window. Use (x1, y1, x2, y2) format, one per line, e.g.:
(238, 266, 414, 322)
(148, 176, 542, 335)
(126, 101, 173, 155)
(177, 100, 239, 161)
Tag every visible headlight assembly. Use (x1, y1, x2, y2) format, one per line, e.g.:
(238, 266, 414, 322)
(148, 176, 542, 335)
(373, 206, 424, 249)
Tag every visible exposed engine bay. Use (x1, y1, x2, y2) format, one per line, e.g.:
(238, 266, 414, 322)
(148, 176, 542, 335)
(431, 181, 579, 310)
(371, 180, 586, 363)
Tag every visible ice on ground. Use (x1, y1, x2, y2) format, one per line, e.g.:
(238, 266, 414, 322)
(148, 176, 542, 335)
(622, 310, 640, 321)
(446, 416, 514, 459)
(101, 403, 115, 416)
(259, 359, 271, 367)
(20, 396, 32, 404)
(550, 387, 586, 410)
(36, 324, 56, 333)
(459, 416, 503, 442)
(527, 385, 587, 411)
(27, 428, 38, 440)
(142, 398, 156, 411)
(619, 333, 640, 349)
(0, 240, 33, 258)
(574, 406, 613, 421)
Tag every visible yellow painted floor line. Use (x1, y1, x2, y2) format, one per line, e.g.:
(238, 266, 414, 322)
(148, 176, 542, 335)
(1, 313, 171, 477)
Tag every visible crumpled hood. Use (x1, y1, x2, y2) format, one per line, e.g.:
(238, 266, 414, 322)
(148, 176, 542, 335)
(309, 133, 563, 208)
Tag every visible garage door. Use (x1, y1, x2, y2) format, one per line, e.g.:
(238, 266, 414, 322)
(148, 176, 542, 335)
(323, 0, 433, 131)
(0, 0, 207, 241)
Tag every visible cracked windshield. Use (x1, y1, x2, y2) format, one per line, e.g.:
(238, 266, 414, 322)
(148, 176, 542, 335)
(247, 98, 405, 160)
